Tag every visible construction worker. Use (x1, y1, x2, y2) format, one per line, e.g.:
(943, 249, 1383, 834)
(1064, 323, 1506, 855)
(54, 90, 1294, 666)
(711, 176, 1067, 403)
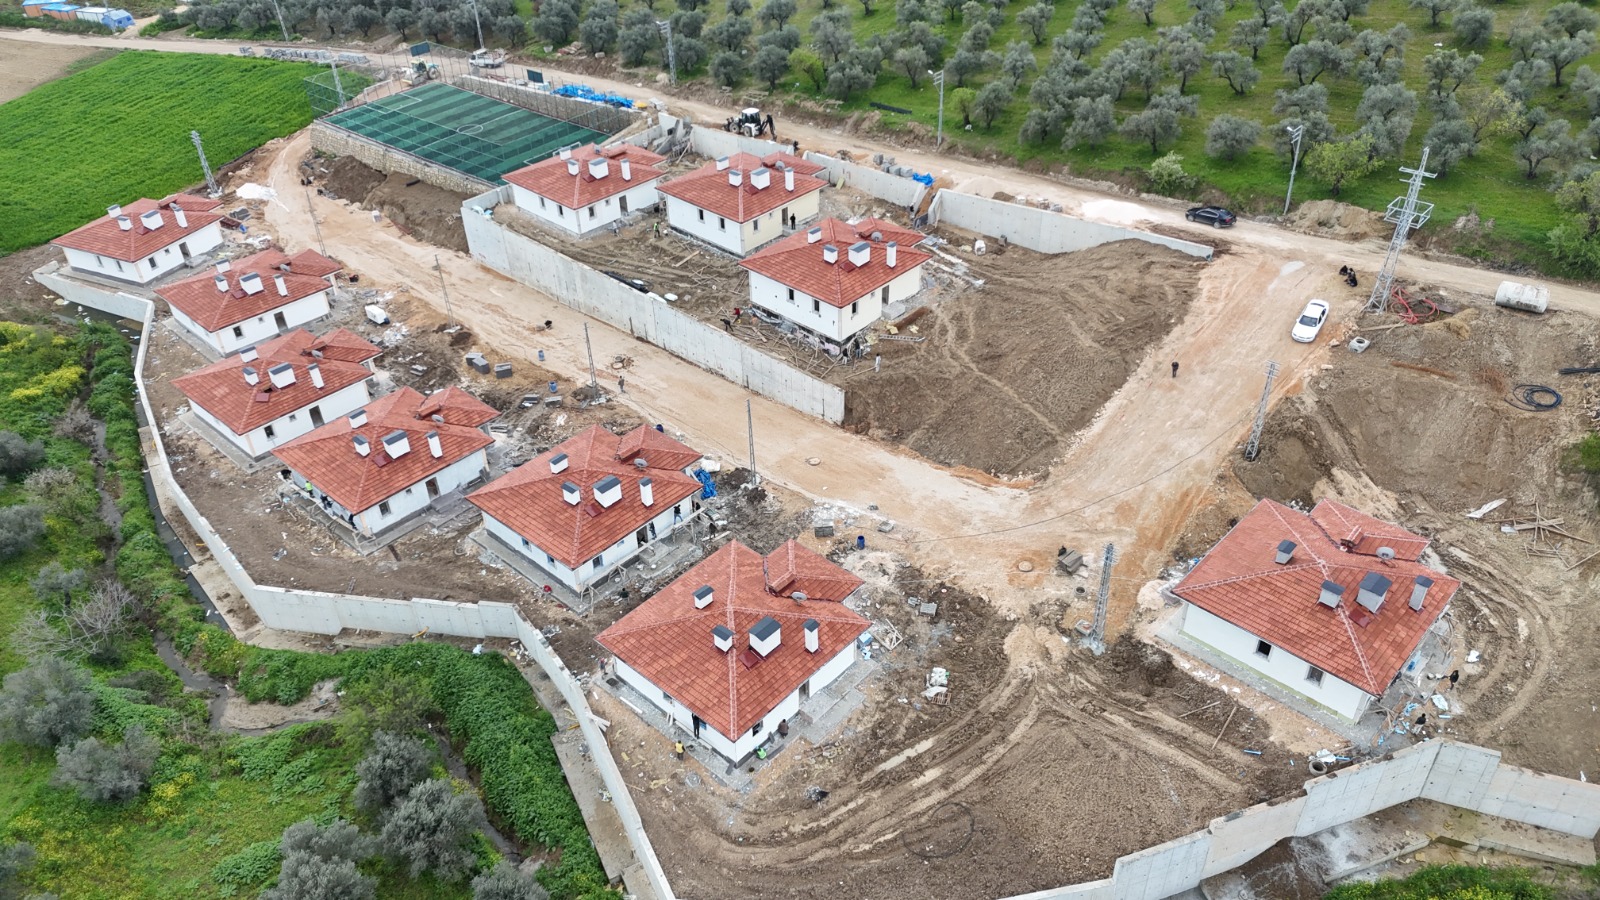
(1171, 361, 1180, 378)
(617, 376, 626, 394)
(721, 317, 733, 332)
(674, 740, 685, 761)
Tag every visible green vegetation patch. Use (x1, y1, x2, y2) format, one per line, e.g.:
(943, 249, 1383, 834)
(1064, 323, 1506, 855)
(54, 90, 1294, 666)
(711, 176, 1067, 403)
(1324, 863, 1556, 899)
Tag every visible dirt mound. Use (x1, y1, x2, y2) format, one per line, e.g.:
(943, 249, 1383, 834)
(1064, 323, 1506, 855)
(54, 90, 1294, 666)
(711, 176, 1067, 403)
(317, 155, 471, 253)
(1284, 199, 1388, 242)
(844, 240, 1203, 477)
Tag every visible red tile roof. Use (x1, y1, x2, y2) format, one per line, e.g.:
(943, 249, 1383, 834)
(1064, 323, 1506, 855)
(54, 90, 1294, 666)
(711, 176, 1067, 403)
(1309, 499, 1431, 561)
(272, 386, 496, 513)
(171, 329, 379, 435)
(597, 540, 869, 738)
(468, 425, 702, 568)
(416, 386, 501, 428)
(305, 327, 383, 364)
(52, 194, 224, 261)
(739, 218, 932, 308)
(765, 539, 864, 601)
(616, 425, 705, 472)
(1173, 499, 1458, 696)
(503, 143, 667, 209)
(286, 249, 342, 279)
(658, 152, 827, 224)
(157, 248, 342, 332)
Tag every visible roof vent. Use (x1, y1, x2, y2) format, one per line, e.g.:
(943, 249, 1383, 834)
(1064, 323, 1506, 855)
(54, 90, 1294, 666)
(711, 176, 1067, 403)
(848, 241, 870, 267)
(106, 203, 122, 219)
(549, 452, 569, 474)
(214, 274, 229, 293)
(588, 157, 609, 179)
(1318, 580, 1344, 609)
(273, 274, 288, 296)
(267, 362, 295, 389)
(1376, 546, 1396, 561)
(307, 362, 324, 389)
(566, 158, 580, 176)
(822, 244, 838, 265)
(693, 585, 714, 609)
(559, 146, 572, 160)
(348, 408, 367, 428)
(784, 167, 795, 191)
(750, 167, 771, 190)
(804, 618, 819, 653)
(217, 260, 232, 273)
(1356, 572, 1392, 613)
(171, 204, 188, 228)
(593, 474, 622, 508)
(239, 345, 258, 362)
(715, 155, 730, 171)
(1275, 540, 1296, 564)
(807, 226, 823, 244)
(352, 434, 370, 457)
(239, 272, 264, 296)
(620, 158, 633, 181)
(750, 616, 781, 657)
(423, 430, 440, 458)
(242, 366, 259, 386)
(712, 624, 734, 652)
(1409, 575, 1432, 611)
(639, 476, 654, 507)
(562, 481, 581, 506)
(728, 168, 743, 187)
(886, 241, 898, 268)
(116, 216, 132, 231)
(381, 429, 410, 458)
(139, 209, 163, 231)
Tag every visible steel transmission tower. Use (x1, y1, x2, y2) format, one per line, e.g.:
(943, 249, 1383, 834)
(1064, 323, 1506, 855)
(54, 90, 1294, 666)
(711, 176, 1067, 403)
(1244, 360, 1280, 461)
(1084, 543, 1116, 656)
(191, 130, 220, 197)
(1366, 148, 1436, 314)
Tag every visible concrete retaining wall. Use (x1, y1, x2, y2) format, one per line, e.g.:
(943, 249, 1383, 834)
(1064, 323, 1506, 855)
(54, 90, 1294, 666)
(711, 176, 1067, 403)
(35, 263, 152, 321)
(463, 187, 847, 423)
(452, 75, 638, 135)
(803, 152, 929, 211)
(931, 190, 1214, 260)
(688, 121, 790, 160)
(309, 120, 494, 195)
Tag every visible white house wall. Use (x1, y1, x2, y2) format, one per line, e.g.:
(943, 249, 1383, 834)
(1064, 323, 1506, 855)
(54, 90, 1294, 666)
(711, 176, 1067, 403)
(292, 448, 485, 537)
(61, 221, 223, 285)
(483, 513, 580, 589)
(190, 380, 371, 459)
(748, 263, 923, 343)
(489, 499, 694, 591)
(809, 640, 857, 694)
(191, 290, 333, 356)
(1180, 603, 1372, 720)
(663, 189, 821, 256)
(512, 181, 662, 237)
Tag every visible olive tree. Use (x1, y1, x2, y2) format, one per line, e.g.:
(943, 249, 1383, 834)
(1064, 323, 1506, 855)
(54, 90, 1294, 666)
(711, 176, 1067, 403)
(0, 656, 95, 749)
(52, 724, 160, 803)
(354, 731, 433, 816)
(382, 779, 488, 882)
(1121, 88, 1199, 154)
(1206, 114, 1263, 160)
(1211, 50, 1260, 94)
(472, 861, 550, 900)
(263, 820, 378, 900)
(1453, 4, 1493, 48)
(0, 432, 45, 481)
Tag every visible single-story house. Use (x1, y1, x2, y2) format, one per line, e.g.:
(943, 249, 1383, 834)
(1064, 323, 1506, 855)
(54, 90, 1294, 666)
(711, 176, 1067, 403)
(597, 539, 870, 762)
(170, 328, 381, 460)
(51, 195, 225, 285)
(1171, 498, 1459, 722)
(272, 386, 497, 538)
(739, 217, 931, 346)
(158, 248, 342, 357)
(658, 151, 827, 257)
(468, 424, 704, 592)
(502, 143, 667, 237)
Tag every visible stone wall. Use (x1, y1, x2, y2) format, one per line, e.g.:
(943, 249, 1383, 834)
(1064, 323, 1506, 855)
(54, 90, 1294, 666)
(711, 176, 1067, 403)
(309, 121, 494, 196)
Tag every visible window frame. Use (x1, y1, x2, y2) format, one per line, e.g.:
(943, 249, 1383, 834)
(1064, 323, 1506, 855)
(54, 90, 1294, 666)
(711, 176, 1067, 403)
(1254, 639, 1273, 659)
(1305, 665, 1325, 686)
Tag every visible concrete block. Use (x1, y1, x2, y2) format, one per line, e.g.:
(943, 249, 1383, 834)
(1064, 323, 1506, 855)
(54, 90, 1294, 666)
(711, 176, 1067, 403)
(1110, 830, 1210, 900)
(1204, 796, 1306, 877)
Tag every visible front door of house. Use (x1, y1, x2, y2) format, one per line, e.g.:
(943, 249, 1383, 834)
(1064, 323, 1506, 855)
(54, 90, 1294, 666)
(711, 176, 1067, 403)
(309, 405, 324, 427)
(425, 477, 440, 499)
(635, 526, 650, 547)
(273, 311, 288, 331)
(800, 679, 811, 701)
(619, 195, 628, 214)
(179, 241, 192, 263)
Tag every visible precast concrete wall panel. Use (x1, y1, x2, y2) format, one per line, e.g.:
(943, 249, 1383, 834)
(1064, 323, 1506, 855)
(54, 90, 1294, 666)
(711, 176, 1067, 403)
(35, 267, 152, 320)
(932, 191, 1214, 260)
(413, 598, 488, 638)
(689, 125, 788, 160)
(332, 593, 423, 634)
(802, 153, 929, 210)
(1110, 831, 1212, 900)
(1296, 742, 1437, 835)
(1421, 741, 1501, 808)
(477, 601, 522, 638)
(252, 587, 344, 634)
(1479, 768, 1600, 834)
(1000, 878, 1118, 900)
(1203, 797, 1307, 877)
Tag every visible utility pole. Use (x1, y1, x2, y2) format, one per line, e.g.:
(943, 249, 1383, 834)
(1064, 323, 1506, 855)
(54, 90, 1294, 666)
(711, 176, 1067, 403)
(929, 69, 946, 147)
(1243, 360, 1280, 462)
(1366, 148, 1436, 314)
(304, 185, 326, 256)
(746, 399, 758, 484)
(657, 20, 677, 85)
(583, 323, 598, 390)
(329, 57, 346, 110)
(1084, 543, 1115, 656)
(470, 0, 485, 49)
(1283, 124, 1304, 216)
(433, 254, 453, 327)
(266, 0, 291, 42)
(190, 130, 219, 198)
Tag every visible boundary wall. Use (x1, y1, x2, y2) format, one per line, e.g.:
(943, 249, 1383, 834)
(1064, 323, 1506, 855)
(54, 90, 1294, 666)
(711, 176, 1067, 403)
(309, 120, 495, 196)
(452, 75, 638, 135)
(686, 119, 790, 160)
(463, 186, 847, 423)
(802, 152, 929, 211)
(930, 189, 1215, 260)
(35, 262, 151, 321)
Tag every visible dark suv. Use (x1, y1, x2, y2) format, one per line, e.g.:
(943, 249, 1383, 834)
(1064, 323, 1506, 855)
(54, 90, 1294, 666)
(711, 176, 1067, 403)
(1186, 206, 1237, 228)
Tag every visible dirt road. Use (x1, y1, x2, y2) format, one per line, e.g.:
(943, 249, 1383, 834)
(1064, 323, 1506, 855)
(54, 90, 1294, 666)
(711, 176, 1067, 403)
(0, 40, 102, 103)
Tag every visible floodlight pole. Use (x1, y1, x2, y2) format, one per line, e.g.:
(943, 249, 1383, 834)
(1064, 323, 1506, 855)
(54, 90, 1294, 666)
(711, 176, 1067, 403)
(190, 130, 220, 198)
(470, 0, 485, 50)
(583, 323, 598, 390)
(1243, 360, 1280, 462)
(434, 254, 453, 328)
(657, 20, 677, 85)
(930, 69, 946, 147)
(746, 398, 758, 484)
(1283, 125, 1304, 216)
(266, 0, 290, 42)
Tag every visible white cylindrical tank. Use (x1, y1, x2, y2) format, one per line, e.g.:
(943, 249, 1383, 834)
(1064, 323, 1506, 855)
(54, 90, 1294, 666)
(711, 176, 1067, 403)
(1495, 281, 1549, 314)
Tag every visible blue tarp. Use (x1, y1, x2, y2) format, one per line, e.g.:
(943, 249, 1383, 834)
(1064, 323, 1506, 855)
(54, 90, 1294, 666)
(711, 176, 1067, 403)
(694, 469, 717, 500)
(911, 172, 934, 186)
(550, 83, 636, 109)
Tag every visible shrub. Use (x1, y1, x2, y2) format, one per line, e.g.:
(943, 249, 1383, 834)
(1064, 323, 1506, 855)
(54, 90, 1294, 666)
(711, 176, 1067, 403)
(29, 562, 87, 606)
(382, 778, 488, 883)
(0, 842, 37, 900)
(0, 431, 45, 480)
(1146, 152, 1198, 194)
(210, 840, 281, 896)
(261, 853, 374, 900)
(0, 505, 46, 563)
(51, 723, 160, 803)
(1323, 863, 1554, 899)
(280, 818, 378, 864)
(0, 656, 96, 748)
(473, 860, 551, 900)
(354, 730, 434, 815)
(1205, 114, 1263, 160)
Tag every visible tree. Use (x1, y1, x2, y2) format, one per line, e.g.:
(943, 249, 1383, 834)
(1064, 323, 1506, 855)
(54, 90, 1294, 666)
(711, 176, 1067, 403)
(13, 579, 140, 664)
(896, 0, 929, 25)
(0, 657, 94, 749)
(619, 14, 658, 65)
(0, 432, 44, 481)
(938, 0, 963, 21)
(1162, 28, 1207, 91)
(1057, 28, 1102, 59)
(534, 0, 578, 44)
(1356, 81, 1418, 157)
(281, 818, 379, 865)
(1515, 118, 1578, 178)
(345, 5, 380, 37)
(0, 505, 44, 564)
(1453, 4, 1493, 47)
(418, 9, 449, 42)
(1229, 17, 1269, 59)
(950, 85, 977, 127)
(1121, 88, 1198, 153)
(1423, 48, 1481, 101)
(810, 9, 854, 63)
(1283, 39, 1351, 85)
(706, 15, 752, 51)
(1545, 2, 1599, 38)
(710, 50, 745, 85)
(674, 35, 710, 70)
(1325, 0, 1368, 21)
(263, 855, 374, 900)
(828, 61, 875, 97)
(973, 81, 1012, 128)
(354, 731, 433, 816)
(1556, 169, 1600, 236)
(754, 43, 793, 87)
(1536, 31, 1597, 87)
(52, 724, 159, 803)
(30, 563, 86, 607)
(1280, 0, 1324, 47)
(1112, 37, 1163, 98)
(759, 0, 796, 28)
(946, 47, 997, 86)
(1305, 132, 1383, 195)
(1422, 115, 1474, 174)
(494, 15, 528, 46)
(999, 41, 1036, 86)
(580, 0, 620, 52)
(791, 48, 826, 89)
(679, 0, 709, 10)
(1507, 12, 1543, 62)
(1211, 50, 1260, 94)
(1458, 84, 1525, 144)
(894, 45, 929, 85)
(1017, 2, 1053, 43)
(472, 861, 549, 900)
(382, 779, 488, 883)
(1191, 0, 1225, 32)
(759, 23, 802, 53)
(1146, 152, 1197, 194)
(1409, 0, 1452, 28)
(1206, 114, 1262, 159)
(1128, 0, 1156, 25)
(1, 843, 36, 900)
(1062, 95, 1116, 148)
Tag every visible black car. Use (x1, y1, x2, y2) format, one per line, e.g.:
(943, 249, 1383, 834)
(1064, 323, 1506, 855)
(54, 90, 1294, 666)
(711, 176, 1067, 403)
(1186, 206, 1237, 228)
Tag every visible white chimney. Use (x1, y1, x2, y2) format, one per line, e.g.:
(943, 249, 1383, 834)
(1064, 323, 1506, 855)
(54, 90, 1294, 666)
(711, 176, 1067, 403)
(588, 157, 609, 179)
(426, 430, 442, 459)
(116, 216, 133, 231)
(217, 260, 232, 272)
(549, 452, 569, 474)
(353, 435, 370, 457)
(822, 244, 838, 265)
(712, 624, 734, 652)
(1274, 540, 1296, 565)
(1318, 580, 1344, 609)
(381, 429, 410, 458)
(1409, 575, 1432, 611)
(593, 475, 622, 508)
(242, 366, 259, 386)
(715, 156, 730, 171)
(848, 241, 870, 267)
(106, 203, 122, 219)
(239, 273, 264, 295)
(620, 158, 632, 181)
(728, 169, 743, 187)
(267, 362, 296, 389)
(273, 274, 288, 296)
(307, 362, 324, 389)
(140, 209, 163, 230)
(566, 158, 580, 176)
(239, 345, 259, 362)
(559, 146, 573, 160)
(639, 477, 654, 507)
(750, 616, 781, 657)
(171, 204, 188, 228)
(214, 275, 229, 293)
(1357, 572, 1391, 613)
(804, 618, 819, 653)
(348, 408, 367, 428)
(806, 226, 822, 244)
(562, 481, 581, 506)
(750, 167, 771, 190)
(785, 167, 795, 191)
(693, 585, 714, 609)
(886, 241, 898, 268)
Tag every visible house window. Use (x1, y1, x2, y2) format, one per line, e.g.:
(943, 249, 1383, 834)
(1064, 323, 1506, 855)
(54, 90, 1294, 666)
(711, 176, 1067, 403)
(404, 487, 413, 495)
(165, 247, 172, 255)
(379, 501, 392, 517)
(115, 260, 124, 272)
(1255, 639, 1273, 659)
(850, 300, 859, 317)
(698, 208, 705, 222)
(232, 326, 244, 339)
(539, 196, 546, 209)
(264, 425, 276, 439)
(521, 537, 530, 549)
(588, 205, 596, 218)
(95, 254, 104, 267)
(812, 299, 820, 313)
(1306, 665, 1325, 686)
(787, 288, 795, 303)
(718, 216, 726, 231)
(546, 553, 555, 566)
(288, 413, 298, 422)
(751, 721, 763, 737)
(147, 256, 156, 267)
(753, 217, 759, 232)
(558, 206, 565, 218)
(882, 285, 890, 303)
(592, 554, 604, 570)
(662, 689, 673, 702)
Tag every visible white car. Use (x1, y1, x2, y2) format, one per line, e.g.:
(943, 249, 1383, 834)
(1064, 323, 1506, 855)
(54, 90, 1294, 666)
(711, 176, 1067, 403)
(1292, 299, 1329, 343)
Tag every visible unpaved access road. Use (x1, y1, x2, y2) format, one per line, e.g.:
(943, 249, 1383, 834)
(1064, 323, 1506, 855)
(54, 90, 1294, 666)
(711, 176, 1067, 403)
(0, 40, 102, 103)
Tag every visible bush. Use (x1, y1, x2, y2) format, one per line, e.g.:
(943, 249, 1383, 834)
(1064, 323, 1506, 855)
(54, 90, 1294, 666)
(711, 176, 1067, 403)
(1146, 152, 1199, 194)
(354, 730, 434, 815)
(1205, 114, 1263, 160)
(473, 860, 550, 900)
(0, 505, 47, 562)
(262, 853, 374, 900)
(0, 431, 46, 480)
(382, 778, 488, 882)
(51, 724, 160, 803)
(0, 842, 37, 900)
(1324, 863, 1554, 899)
(280, 818, 378, 864)
(29, 562, 87, 606)
(0, 656, 96, 749)
(210, 840, 281, 896)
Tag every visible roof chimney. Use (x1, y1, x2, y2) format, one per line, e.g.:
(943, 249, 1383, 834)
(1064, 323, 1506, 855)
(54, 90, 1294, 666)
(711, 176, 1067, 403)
(559, 146, 573, 160)
(750, 167, 771, 190)
(562, 481, 581, 506)
(1357, 572, 1391, 613)
(140, 209, 164, 230)
(106, 203, 122, 219)
(639, 476, 654, 507)
(566, 158, 580, 176)
(426, 430, 442, 458)
(750, 616, 781, 657)
(620, 158, 632, 181)
(593, 474, 622, 508)
(242, 366, 259, 386)
(1275, 540, 1296, 565)
(273, 274, 288, 296)
(886, 241, 898, 268)
(267, 362, 296, 389)
(116, 216, 132, 231)
(171, 203, 188, 228)
(307, 362, 324, 389)
(348, 408, 367, 428)
(239, 272, 264, 295)
(806, 226, 822, 244)
(214, 274, 229, 293)
(804, 618, 819, 653)
(217, 260, 231, 272)
(381, 429, 410, 458)
(712, 624, 734, 652)
(848, 241, 870, 267)
(588, 157, 609, 179)
(353, 434, 370, 457)
(1409, 575, 1432, 611)
(1318, 580, 1344, 609)
(694, 585, 714, 609)
(239, 345, 258, 362)
(549, 452, 569, 474)
(822, 244, 838, 265)
(715, 155, 730, 171)
(784, 167, 795, 191)
(728, 168, 743, 187)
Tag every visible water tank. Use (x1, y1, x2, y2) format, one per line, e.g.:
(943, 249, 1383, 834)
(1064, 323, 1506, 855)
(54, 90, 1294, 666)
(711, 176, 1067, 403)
(1495, 281, 1549, 314)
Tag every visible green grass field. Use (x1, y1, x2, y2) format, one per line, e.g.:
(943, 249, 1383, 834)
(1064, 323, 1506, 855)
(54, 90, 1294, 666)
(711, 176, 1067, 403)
(0, 51, 326, 255)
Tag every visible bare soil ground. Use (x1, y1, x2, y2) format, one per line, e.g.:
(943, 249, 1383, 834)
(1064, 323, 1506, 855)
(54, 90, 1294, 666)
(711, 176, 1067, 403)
(0, 41, 102, 103)
(313, 154, 473, 253)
